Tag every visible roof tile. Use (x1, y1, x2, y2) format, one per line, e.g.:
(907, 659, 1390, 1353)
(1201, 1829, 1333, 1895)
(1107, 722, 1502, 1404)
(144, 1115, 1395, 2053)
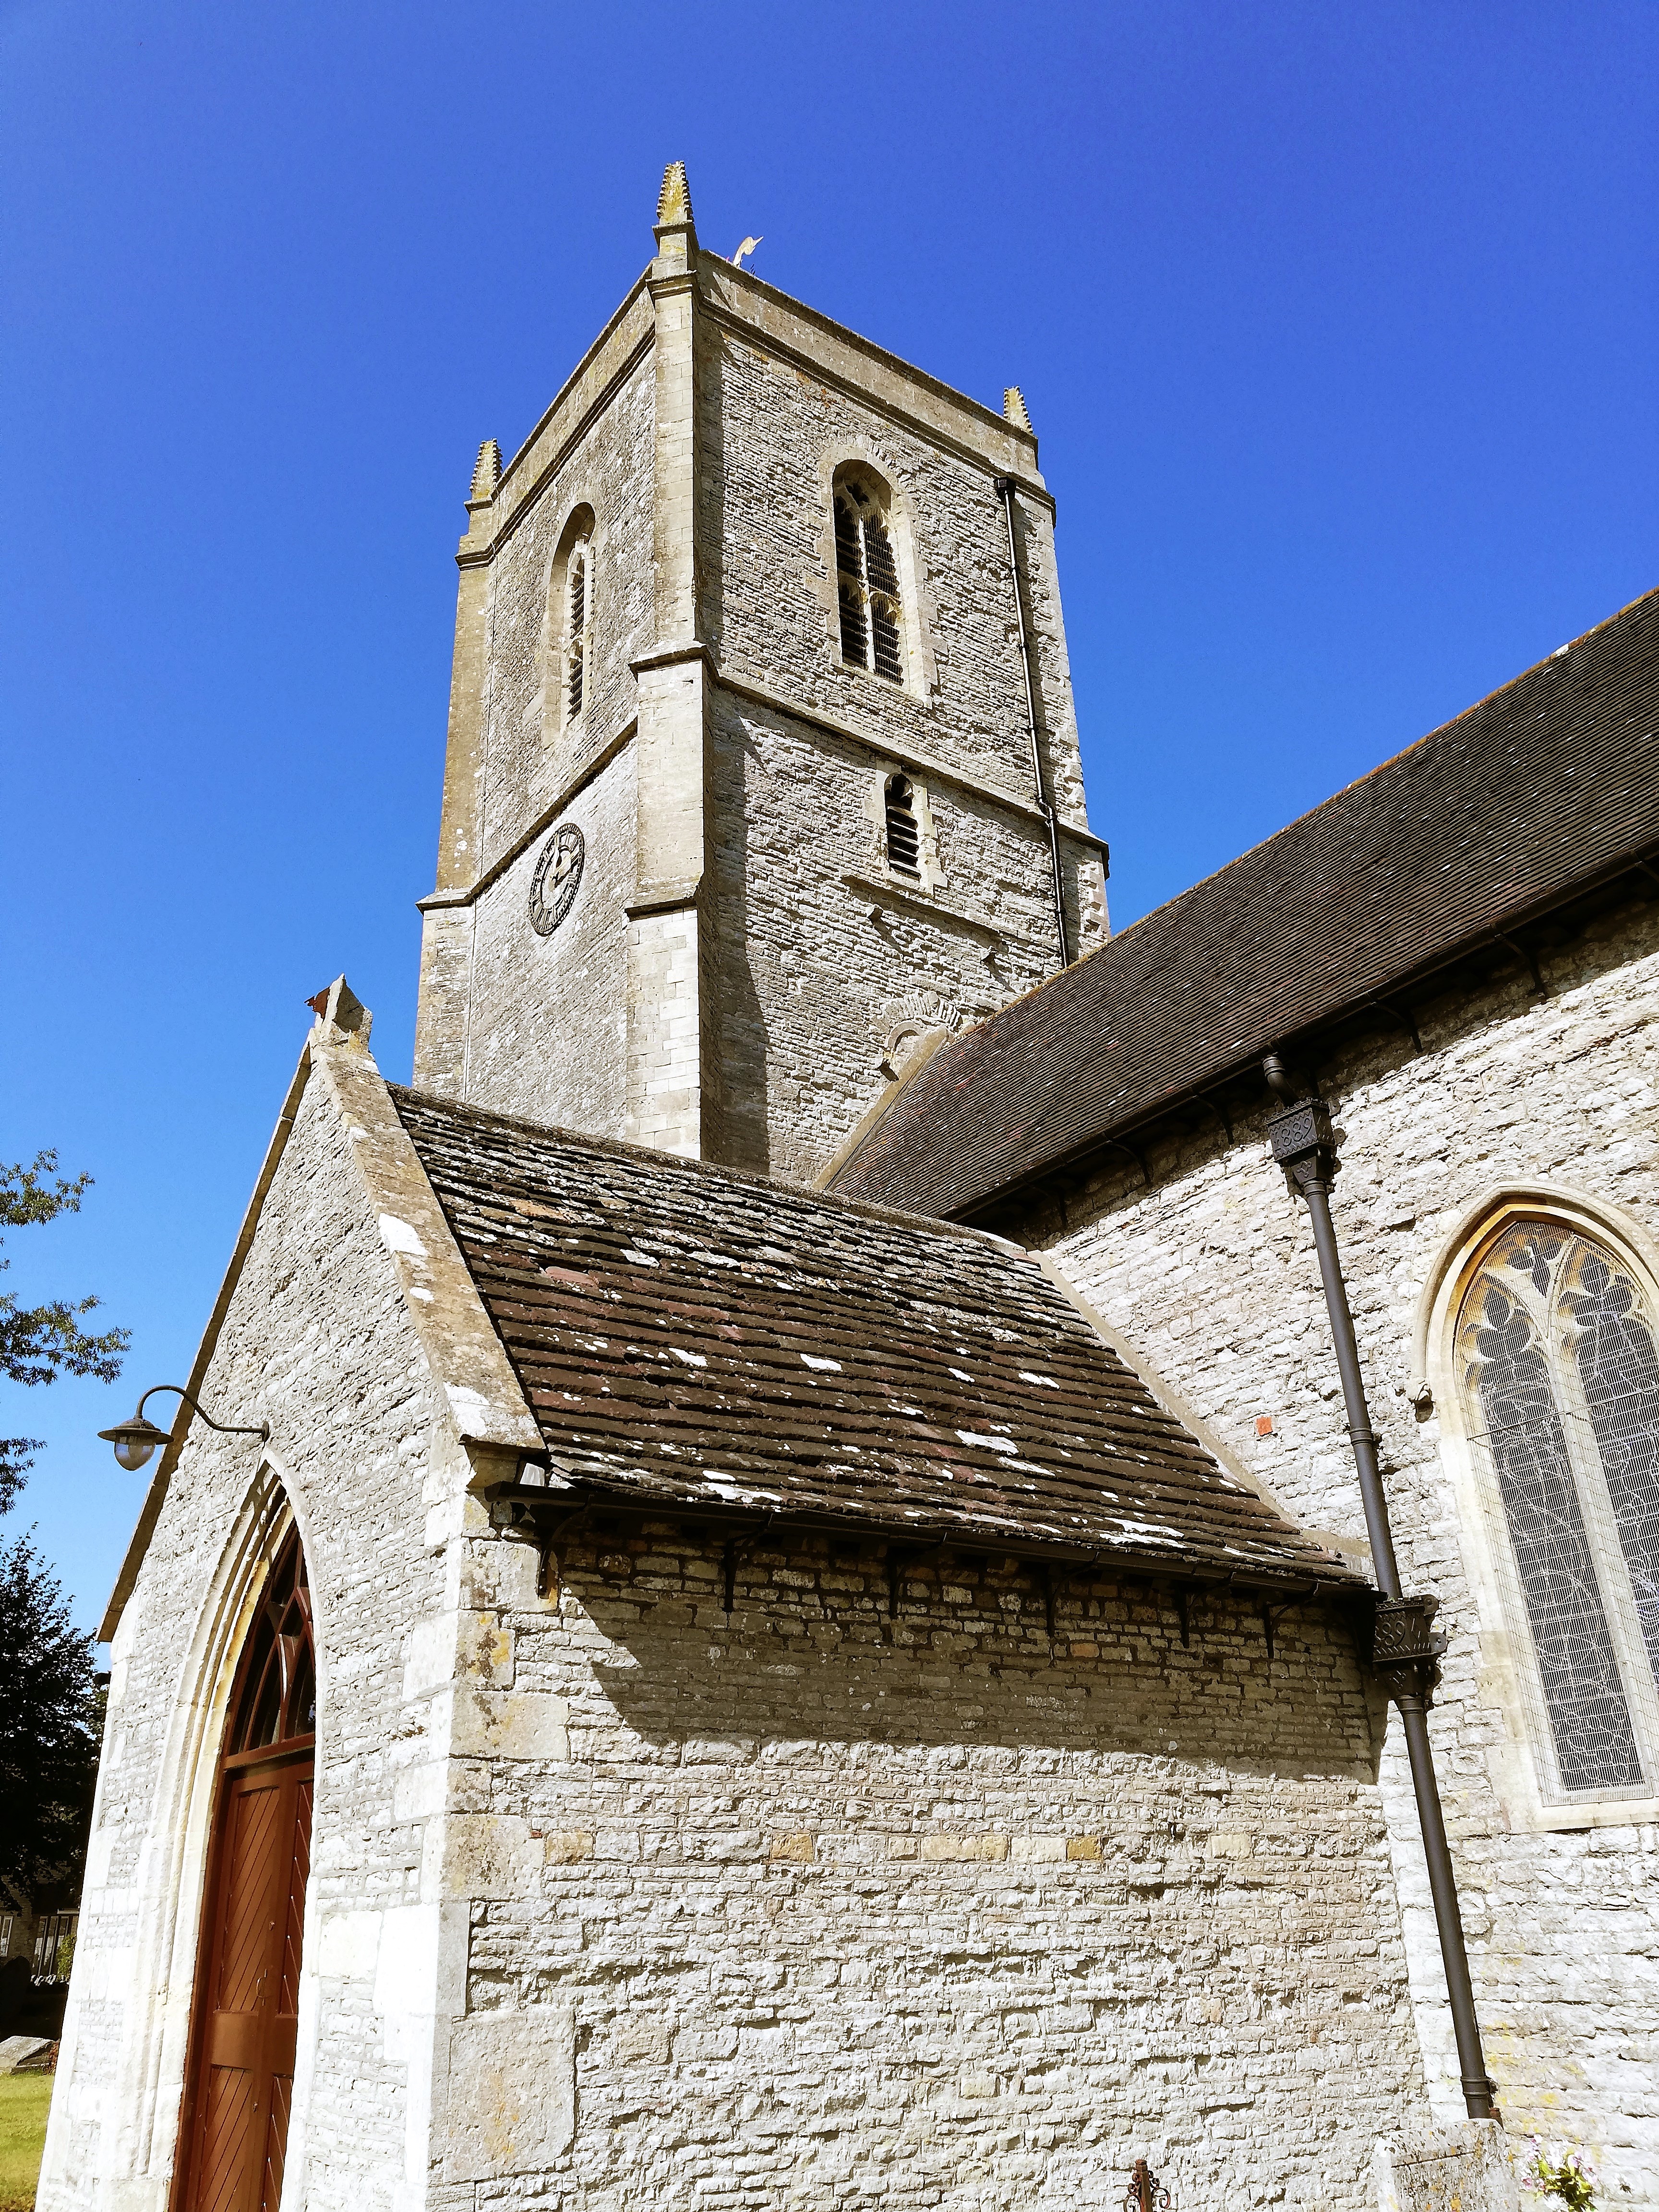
(831, 585, 1659, 1218)
(392, 1090, 1358, 1590)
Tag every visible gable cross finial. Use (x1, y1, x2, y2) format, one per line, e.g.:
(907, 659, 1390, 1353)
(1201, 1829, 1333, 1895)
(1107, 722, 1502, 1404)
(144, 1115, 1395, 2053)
(1003, 387, 1034, 433)
(656, 161, 694, 228)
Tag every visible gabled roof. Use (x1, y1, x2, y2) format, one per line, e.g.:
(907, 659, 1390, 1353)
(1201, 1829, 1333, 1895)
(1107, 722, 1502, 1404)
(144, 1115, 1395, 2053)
(829, 584, 1659, 1220)
(392, 1088, 1360, 1591)
(100, 997, 544, 1642)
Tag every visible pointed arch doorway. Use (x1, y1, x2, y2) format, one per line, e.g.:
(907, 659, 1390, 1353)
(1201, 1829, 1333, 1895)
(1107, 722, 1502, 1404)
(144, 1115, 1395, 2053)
(172, 1526, 315, 2212)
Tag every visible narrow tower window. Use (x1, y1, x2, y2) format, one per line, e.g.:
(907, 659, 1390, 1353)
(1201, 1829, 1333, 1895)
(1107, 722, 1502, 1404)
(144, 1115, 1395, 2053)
(565, 543, 589, 721)
(834, 469, 904, 684)
(549, 505, 596, 740)
(884, 774, 921, 877)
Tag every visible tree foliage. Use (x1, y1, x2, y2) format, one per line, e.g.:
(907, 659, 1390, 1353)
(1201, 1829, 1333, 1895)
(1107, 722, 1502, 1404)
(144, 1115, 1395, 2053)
(1, 1150, 130, 1511)
(0, 1531, 101, 1905)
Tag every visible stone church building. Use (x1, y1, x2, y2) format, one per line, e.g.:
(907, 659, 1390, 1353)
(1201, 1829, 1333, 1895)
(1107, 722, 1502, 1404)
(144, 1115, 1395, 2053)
(42, 166, 1659, 2212)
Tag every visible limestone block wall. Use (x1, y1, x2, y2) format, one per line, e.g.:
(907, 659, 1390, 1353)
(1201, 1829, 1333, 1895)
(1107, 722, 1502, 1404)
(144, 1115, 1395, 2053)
(1022, 901, 1659, 2200)
(444, 1521, 1427, 2212)
(459, 739, 636, 1138)
(41, 1070, 455, 2212)
(476, 354, 655, 871)
(709, 691, 1082, 1178)
(625, 904, 706, 1155)
(700, 324, 1087, 832)
(426, 267, 1110, 1167)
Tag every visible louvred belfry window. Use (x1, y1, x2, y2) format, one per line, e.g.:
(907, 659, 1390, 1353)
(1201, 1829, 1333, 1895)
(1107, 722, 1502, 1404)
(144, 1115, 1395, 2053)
(884, 774, 921, 877)
(1455, 1221, 1659, 1800)
(834, 473, 904, 683)
(565, 543, 589, 721)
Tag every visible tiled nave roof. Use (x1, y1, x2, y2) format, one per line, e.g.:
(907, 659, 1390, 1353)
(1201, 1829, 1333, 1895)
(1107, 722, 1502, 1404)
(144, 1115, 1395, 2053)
(831, 584, 1659, 1221)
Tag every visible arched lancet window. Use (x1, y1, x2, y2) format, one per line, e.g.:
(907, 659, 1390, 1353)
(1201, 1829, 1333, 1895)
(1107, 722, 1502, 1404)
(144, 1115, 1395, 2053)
(833, 467, 904, 683)
(1455, 1219, 1659, 1800)
(551, 505, 595, 732)
(884, 773, 921, 877)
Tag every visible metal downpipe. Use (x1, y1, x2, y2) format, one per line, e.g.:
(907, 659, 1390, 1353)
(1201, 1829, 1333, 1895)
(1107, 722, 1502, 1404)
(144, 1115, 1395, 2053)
(995, 474, 1069, 968)
(1262, 1052, 1497, 2122)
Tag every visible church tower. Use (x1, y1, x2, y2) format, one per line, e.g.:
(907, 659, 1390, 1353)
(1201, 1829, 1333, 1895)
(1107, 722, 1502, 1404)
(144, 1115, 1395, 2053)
(414, 164, 1107, 1180)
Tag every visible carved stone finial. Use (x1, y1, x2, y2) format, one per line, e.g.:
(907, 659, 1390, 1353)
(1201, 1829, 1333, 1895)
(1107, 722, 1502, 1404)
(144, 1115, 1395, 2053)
(469, 440, 502, 502)
(656, 161, 694, 228)
(1002, 387, 1033, 433)
(305, 976, 373, 1053)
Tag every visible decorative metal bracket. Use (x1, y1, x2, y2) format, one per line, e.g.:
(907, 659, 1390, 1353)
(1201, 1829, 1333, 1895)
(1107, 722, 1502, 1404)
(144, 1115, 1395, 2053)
(1261, 1591, 1311, 1665)
(1266, 1094, 1339, 1194)
(1124, 2160, 1174, 2212)
(721, 1520, 776, 1615)
(886, 1547, 910, 1619)
(1371, 1594, 1448, 1705)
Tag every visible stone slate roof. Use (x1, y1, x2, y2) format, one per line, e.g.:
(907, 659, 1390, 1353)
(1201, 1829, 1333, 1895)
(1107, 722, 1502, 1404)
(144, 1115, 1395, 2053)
(831, 584, 1659, 1220)
(393, 1089, 1360, 1590)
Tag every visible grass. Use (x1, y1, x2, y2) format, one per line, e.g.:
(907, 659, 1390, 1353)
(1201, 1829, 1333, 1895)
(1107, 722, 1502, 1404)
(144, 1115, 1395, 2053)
(0, 2074, 53, 2212)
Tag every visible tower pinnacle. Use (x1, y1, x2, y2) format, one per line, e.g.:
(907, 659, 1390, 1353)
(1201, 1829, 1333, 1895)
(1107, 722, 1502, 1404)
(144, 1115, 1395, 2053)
(656, 161, 694, 229)
(469, 439, 502, 502)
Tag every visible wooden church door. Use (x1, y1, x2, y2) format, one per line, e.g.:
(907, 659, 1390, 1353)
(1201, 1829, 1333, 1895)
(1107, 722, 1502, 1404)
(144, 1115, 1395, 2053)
(173, 1528, 316, 2212)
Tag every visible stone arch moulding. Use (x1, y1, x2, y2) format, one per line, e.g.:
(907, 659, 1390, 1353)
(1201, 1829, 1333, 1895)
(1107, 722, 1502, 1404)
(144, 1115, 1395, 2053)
(1415, 1181, 1659, 1832)
(814, 440, 937, 701)
(1411, 1180, 1659, 1398)
(93, 1462, 316, 2202)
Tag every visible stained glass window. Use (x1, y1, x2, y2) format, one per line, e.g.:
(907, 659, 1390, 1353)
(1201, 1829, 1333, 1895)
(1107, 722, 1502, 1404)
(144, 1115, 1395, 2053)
(1455, 1221, 1659, 1799)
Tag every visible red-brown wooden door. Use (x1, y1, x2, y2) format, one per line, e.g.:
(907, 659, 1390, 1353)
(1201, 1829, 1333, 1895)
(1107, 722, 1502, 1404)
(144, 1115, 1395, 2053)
(174, 1530, 315, 2212)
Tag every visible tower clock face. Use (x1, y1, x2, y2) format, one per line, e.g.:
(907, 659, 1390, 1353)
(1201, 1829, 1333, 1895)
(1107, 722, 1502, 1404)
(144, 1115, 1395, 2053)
(529, 823, 585, 936)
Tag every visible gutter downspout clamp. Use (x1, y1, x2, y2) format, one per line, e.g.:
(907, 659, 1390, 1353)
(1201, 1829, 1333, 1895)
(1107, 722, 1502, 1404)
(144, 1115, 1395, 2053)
(1262, 1051, 1498, 2123)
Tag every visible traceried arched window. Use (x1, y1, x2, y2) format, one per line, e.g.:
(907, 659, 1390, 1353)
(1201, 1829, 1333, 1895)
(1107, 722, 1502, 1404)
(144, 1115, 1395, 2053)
(226, 1527, 316, 1754)
(833, 467, 904, 684)
(1455, 1220, 1659, 1800)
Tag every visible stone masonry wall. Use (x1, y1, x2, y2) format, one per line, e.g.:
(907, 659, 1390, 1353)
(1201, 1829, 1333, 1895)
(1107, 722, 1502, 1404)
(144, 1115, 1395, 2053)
(462, 739, 636, 1139)
(701, 325, 1087, 831)
(439, 287, 1109, 1171)
(1021, 900, 1659, 2202)
(41, 1067, 453, 2212)
(697, 312, 1104, 1176)
(477, 353, 654, 874)
(446, 1518, 1428, 2212)
(710, 689, 1081, 1178)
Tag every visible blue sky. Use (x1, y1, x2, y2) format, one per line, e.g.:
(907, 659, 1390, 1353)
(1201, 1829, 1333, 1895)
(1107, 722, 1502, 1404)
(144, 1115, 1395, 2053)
(2, 0, 1654, 1636)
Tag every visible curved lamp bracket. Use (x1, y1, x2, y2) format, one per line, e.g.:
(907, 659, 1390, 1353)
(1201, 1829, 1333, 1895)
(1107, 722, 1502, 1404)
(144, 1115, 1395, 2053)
(99, 1384, 269, 1472)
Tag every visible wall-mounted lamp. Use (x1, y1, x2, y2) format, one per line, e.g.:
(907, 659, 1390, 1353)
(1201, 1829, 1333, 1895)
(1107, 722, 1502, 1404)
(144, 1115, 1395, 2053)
(1123, 2162, 1174, 2212)
(98, 1385, 270, 1472)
